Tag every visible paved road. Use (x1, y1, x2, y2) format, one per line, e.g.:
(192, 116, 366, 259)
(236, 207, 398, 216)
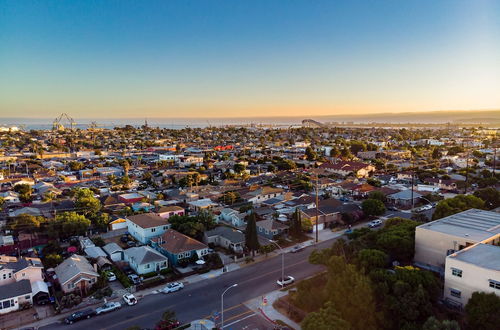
(40, 240, 331, 330)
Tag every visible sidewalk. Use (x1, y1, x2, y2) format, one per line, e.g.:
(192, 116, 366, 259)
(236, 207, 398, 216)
(14, 227, 352, 329)
(12, 263, 242, 329)
(244, 289, 301, 330)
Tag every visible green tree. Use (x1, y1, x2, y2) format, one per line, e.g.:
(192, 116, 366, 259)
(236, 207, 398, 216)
(375, 217, 418, 262)
(289, 208, 303, 238)
(44, 253, 63, 268)
(8, 214, 42, 239)
(48, 212, 91, 239)
(329, 147, 340, 158)
(362, 199, 386, 216)
(305, 146, 317, 161)
(14, 183, 33, 203)
(357, 249, 388, 273)
(368, 190, 386, 202)
(74, 188, 101, 217)
(233, 163, 246, 174)
(433, 194, 485, 220)
(431, 147, 442, 159)
(422, 316, 460, 330)
(244, 212, 260, 256)
(367, 178, 382, 187)
(473, 187, 500, 210)
(301, 302, 351, 330)
(68, 161, 84, 171)
(465, 292, 500, 330)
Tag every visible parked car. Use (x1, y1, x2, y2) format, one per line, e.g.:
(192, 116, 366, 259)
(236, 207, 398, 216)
(107, 272, 117, 282)
(120, 235, 129, 243)
(96, 302, 121, 315)
(122, 293, 137, 306)
(162, 282, 184, 293)
(277, 276, 295, 287)
(368, 220, 383, 228)
(290, 245, 305, 253)
(128, 274, 141, 285)
(65, 309, 96, 324)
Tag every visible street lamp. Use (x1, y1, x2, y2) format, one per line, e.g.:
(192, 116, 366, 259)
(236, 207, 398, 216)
(221, 283, 238, 329)
(270, 240, 284, 288)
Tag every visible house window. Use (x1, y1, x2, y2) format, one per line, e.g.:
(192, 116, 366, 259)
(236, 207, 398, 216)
(451, 268, 462, 278)
(145, 263, 150, 269)
(450, 289, 461, 298)
(163, 226, 168, 230)
(8, 273, 11, 278)
(25, 295, 30, 299)
(2, 300, 11, 309)
(489, 280, 500, 290)
(151, 228, 156, 232)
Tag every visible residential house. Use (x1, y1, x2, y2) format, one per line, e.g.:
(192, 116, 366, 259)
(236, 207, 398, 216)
(414, 209, 500, 273)
(187, 198, 218, 213)
(243, 187, 284, 205)
(0, 191, 20, 204)
(255, 219, 289, 240)
(84, 246, 107, 259)
(319, 161, 375, 178)
(0, 256, 44, 286)
(157, 205, 185, 219)
(0, 280, 32, 314)
(151, 229, 209, 266)
(54, 254, 99, 294)
(126, 213, 171, 244)
(118, 192, 145, 205)
(204, 227, 245, 253)
(124, 246, 169, 275)
(217, 208, 246, 228)
(386, 190, 422, 208)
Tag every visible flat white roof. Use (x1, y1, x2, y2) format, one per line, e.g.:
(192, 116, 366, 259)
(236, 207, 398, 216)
(418, 209, 500, 242)
(449, 243, 500, 270)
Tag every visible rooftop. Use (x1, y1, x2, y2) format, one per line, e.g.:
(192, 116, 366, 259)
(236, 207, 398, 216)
(449, 243, 500, 270)
(418, 209, 500, 241)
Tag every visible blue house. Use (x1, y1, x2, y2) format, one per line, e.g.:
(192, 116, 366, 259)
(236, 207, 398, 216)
(150, 229, 209, 266)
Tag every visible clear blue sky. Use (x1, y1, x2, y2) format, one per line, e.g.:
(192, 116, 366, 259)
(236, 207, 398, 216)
(1, 0, 499, 118)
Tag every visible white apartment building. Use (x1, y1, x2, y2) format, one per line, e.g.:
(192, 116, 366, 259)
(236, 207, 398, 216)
(414, 209, 500, 273)
(443, 241, 500, 308)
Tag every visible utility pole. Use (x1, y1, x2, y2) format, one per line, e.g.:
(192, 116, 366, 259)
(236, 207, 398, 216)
(315, 173, 319, 243)
(411, 154, 415, 211)
(464, 142, 470, 194)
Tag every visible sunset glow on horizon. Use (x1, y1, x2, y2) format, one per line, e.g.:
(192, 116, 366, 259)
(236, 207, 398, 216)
(1, 0, 499, 119)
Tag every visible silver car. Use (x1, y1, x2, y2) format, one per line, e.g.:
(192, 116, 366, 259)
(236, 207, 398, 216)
(96, 301, 121, 315)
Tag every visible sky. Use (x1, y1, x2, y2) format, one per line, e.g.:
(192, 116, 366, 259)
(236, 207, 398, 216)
(1, 0, 500, 119)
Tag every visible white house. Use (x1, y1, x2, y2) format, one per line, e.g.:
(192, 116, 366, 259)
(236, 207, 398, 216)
(0, 280, 32, 314)
(124, 246, 168, 275)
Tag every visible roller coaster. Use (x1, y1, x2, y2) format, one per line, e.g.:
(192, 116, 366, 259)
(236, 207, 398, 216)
(52, 113, 75, 131)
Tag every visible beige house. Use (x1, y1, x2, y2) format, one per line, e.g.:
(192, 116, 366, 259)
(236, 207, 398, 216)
(54, 255, 99, 294)
(414, 209, 500, 273)
(0, 256, 44, 286)
(443, 241, 500, 308)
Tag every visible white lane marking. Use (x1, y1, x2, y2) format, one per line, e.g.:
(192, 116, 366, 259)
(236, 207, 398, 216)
(222, 313, 257, 328)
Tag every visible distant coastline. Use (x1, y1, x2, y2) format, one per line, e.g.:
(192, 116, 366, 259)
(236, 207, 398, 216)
(0, 109, 499, 129)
